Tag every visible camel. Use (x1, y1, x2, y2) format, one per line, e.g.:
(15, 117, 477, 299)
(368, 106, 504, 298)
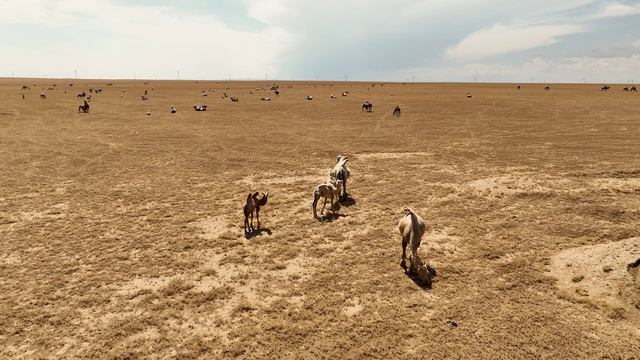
(393, 106, 401, 117)
(231, 96, 239, 102)
(274, 90, 280, 95)
(466, 93, 472, 98)
(398, 207, 434, 286)
(330, 155, 350, 201)
(193, 105, 207, 111)
(243, 192, 268, 232)
(517, 85, 521, 91)
(601, 85, 610, 91)
(261, 97, 271, 101)
(40, 93, 46, 100)
(362, 101, 373, 112)
(342, 91, 348, 97)
(631, 86, 638, 92)
(623, 87, 629, 92)
(171, 106, 177, 113)
(77, 92, 87, 99)
(141, 95, 148, 101)
(330, 94, 337, 99)
(306, 95, 313, 100)
(312, 179, 343, 219)
(544, 86, 550, 91)
(21, 85, 30, 90)
(78, 101, 90, 113)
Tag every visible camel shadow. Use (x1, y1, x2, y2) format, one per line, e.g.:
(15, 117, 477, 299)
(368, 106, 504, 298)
(244, 227, 272, 240)
(403, 266, 437, 290)
(339, 196, 356, 207)
(317, 212, 347, 223)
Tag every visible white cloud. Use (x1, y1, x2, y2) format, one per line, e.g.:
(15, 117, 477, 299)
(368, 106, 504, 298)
(445, 23, 585, 62)
(597, 2, 640, 18)
(0, 0, 294, 79)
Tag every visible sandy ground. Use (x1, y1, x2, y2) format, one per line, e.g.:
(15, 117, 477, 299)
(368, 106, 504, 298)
(1, 79, 639, 359)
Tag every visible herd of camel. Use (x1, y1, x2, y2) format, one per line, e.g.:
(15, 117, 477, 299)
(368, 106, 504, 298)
(241, 154, 437, 287)
(17, 82, 640, 118)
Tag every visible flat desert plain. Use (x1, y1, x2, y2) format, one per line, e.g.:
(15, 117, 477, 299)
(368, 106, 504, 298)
(1, 79, 639, 359)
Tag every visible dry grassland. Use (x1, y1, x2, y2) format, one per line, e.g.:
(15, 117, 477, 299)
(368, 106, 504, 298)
(1, 79, 639, 358)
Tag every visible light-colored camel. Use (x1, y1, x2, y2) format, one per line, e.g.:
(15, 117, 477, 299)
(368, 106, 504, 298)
(312, 179, 342, 219)
(243, 192, 268, 232)
(330, 155, 350, 200)
(398, 207, 432, 284)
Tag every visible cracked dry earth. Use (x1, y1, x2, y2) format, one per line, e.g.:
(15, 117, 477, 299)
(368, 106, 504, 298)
(1, 80, 639, 359)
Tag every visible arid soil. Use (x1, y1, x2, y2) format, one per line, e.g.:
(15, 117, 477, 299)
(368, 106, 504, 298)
(1, 79, 639, 359)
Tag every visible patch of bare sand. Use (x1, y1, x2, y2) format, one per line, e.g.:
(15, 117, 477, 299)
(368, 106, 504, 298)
(550, 237, 640, 320)
(189, 217, 228, 240)
(356, 151, 432, 160)
(237, 170, 327, 186)
(468, 175, 551, 196)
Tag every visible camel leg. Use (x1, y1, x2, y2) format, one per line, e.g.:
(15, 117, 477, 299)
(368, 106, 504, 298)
(321, 197, 327, 215)
(249, 211, 254, 231)
(342, 179, 347, 200)
(401, 236, 408, 271)
(256, 207, 261, 229)
(312, 194, 318, 219)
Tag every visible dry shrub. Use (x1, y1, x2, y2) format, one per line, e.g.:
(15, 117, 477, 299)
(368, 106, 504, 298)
(160, 278, 194, 296)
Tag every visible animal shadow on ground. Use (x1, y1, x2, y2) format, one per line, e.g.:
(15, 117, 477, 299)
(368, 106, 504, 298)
(244, 227, 272, 239)
(317, 212, 347, 223)
(404, 265, 437, 289)
(339, 196, 356, 207)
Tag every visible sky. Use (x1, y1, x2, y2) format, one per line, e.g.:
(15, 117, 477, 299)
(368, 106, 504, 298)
(1, 0, 640, 82)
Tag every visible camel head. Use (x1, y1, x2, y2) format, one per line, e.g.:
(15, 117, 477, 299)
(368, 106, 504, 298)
(258, 192, 269, 206)
(416, 264, 432, 287)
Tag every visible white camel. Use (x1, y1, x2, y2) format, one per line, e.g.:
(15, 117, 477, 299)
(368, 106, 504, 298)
(398, 207, 434, 285)
(330, 155, 350, 201)
(312, 179, 342, 219)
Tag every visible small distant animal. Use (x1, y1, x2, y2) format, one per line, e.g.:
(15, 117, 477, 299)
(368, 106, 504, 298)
(261, 97, 271, 101)
(601, 85, 610, 91)
(144, 89, 148, 95)
(21, 94, 25, 100)
(631, 86, 637, 92)
(243, 192, 269, 233)
(305, 95, 313, 100)
(330, 94, 337, 99)
(623, 87, 629, 92)
(466, 93, 472, 98)
(517, 85, 521, 91)
(21, 85, 30, 90)
(393, 105, 401, 117)
(106, 83, 113, 86)
(40, 93, 46, 100)
(193, 105, 207, 111)
(362, 100, 373, 112)
(544, 86, 550, 91)
(274, 90, 280, 95)
(78, 101, 90, 113)
(170, 106, 177, 113)
(141, 95, 148, 101)
(230, 96, 239, 102)
(312, 179, 342, 219)
(341, 91, 348, 96)
(77, 92, 86, 99)
(146, 111, 151, 116)
(223, 92, 229, 98)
